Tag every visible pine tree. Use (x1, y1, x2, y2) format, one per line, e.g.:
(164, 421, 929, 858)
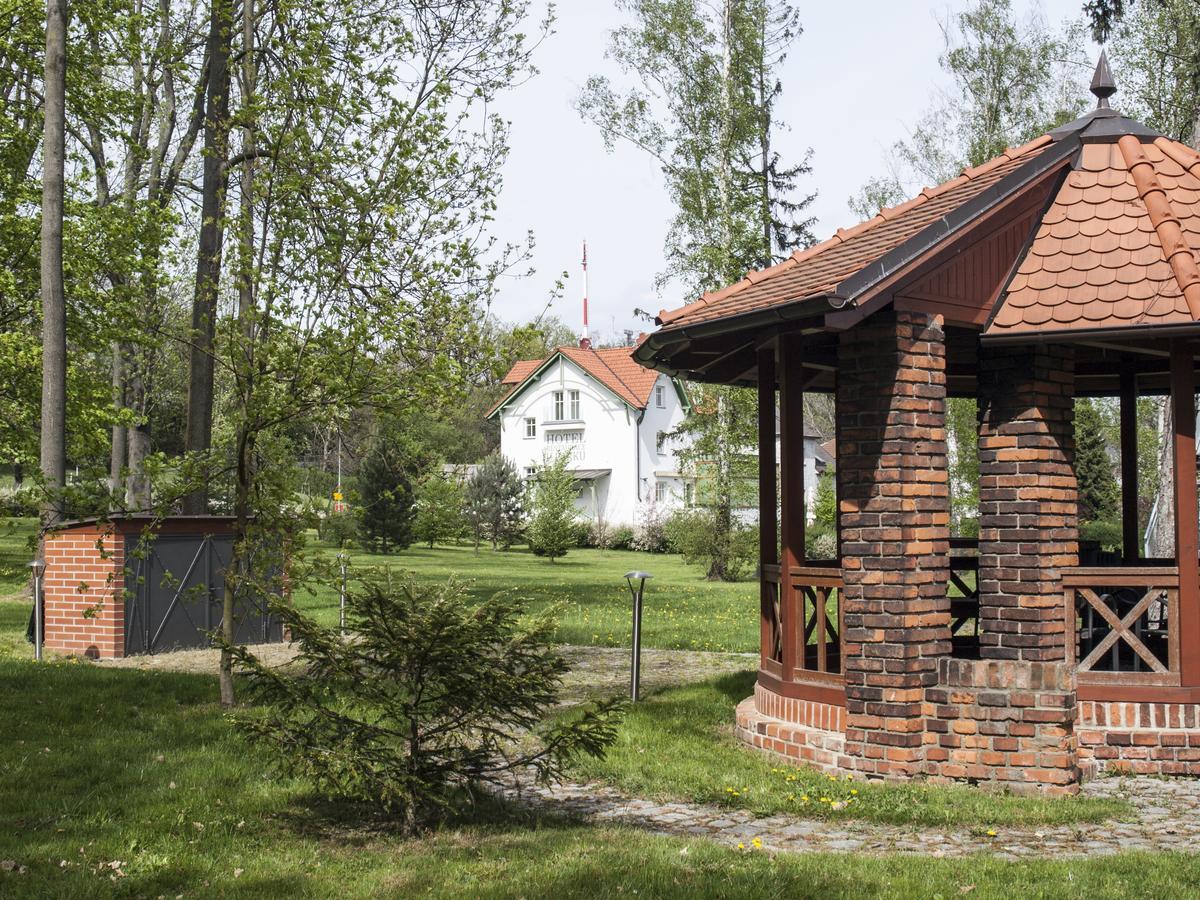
(1076, 399, 1121, 523)
(358, 441, 416, 554)
(412, 472, 465, 549)
(463, 452, 525, 551)
(527, 453, 579, 563)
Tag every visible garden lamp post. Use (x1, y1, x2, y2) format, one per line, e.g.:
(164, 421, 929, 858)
(625, 571, 652, 701)
(29, 558, 45, 661)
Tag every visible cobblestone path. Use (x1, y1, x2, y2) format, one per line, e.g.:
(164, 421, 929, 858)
(98, 642, 1200, 858)
(505, 776, 1200, 859)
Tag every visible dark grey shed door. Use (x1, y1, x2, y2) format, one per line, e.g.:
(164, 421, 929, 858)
(124, 533, 282, 655)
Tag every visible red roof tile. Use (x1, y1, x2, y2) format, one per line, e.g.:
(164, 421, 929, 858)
(986, 136, 1200, 335)
(489, 345, 662, 417)
(654, 136, 1055, 331)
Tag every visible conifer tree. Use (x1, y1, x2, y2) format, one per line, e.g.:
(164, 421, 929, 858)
(527, 453, 578, 563)
(463, 452, 525, 551)
(358, 441, 416, 554)
(1076, 399, 1121, 523)
(412, 472, 465, 548)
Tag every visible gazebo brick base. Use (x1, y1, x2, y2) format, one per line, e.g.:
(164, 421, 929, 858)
(1078, 701, 1200, 777)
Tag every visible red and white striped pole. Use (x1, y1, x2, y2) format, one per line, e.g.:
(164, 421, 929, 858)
(580, 240, 591, 349)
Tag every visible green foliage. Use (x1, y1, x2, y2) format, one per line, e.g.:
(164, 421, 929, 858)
(318, 511, 360, 549)
(578, 0, 814, 295)
(665, 507, 756, 582)
(851, 0, 1086, 213)
(805, 468, 838, 560)
(1108, 0, 1200, 143)
(947, 397, 980, 537)
(1080, 516, 1124, 552)
(411, 471, 465, 548)
(526, 453, 579, 562)
(673, 384, 759, 580)
(231, 576, 624, 833)
(357, 441, 416, 554)
(463, 452, 525, 550)
(1076, 398, 1121, 523)
(632, 499, 671, 553)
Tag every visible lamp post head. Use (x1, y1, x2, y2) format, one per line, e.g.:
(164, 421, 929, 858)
(28, 559, 45, 576)
(624, 571, 652, 593)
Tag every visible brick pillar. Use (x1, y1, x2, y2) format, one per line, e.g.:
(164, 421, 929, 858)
(837, 309, 952, 777)
(42, 523, 126, 658)
(977, 344, 1077, 661)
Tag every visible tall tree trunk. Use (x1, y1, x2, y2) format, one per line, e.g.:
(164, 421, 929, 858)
(109, 344, 127, 496)
(218, 0, 257, 708)
(183, 0, 233, 515)
(40, 0, 68, 528)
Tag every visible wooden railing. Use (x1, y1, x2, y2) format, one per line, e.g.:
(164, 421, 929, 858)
(791, 565, 843, 677)
(1063, 566, 1180, 687)
(760, 564, 783, 677)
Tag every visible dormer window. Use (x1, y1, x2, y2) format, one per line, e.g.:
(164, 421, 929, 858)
(524, 417, 536, 438)
(655, 384, 666, 408)
(569, 390, 580, 419)
(553, 391, 564, 421)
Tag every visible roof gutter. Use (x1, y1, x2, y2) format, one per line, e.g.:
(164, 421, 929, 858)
(982, 322, 1200, 346)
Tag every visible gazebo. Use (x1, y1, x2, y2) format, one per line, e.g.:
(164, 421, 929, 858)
(634, 56, 1200, 793)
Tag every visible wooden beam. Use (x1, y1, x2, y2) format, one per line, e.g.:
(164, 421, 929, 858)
(758, 347, 778, 668)
(1120, 364, 1140, 563)
(1171, 340, 1199, 685)
(778, 333, 806, 678)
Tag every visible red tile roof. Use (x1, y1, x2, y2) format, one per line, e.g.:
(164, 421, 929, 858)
(987, 136, 1200, 334)
(489, 345, 662, 417)
(654, 135, 1056, 332)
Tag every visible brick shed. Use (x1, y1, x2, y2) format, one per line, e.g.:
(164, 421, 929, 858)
(40, 515, 283, 659)
(633, 56, 1200, 793)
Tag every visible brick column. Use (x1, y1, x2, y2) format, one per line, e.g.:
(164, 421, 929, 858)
(977, 344, 1077, 661)
(837, 309, 952, 777)
(42, 523, 126, 658)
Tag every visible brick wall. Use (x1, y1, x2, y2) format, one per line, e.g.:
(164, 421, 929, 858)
(836, 309, 952, 777)
(1078, 700, 1200, 776)
(42, 524, 126, 658)
(924, 658, 1078, 794)
(977, 344, 1077, 661)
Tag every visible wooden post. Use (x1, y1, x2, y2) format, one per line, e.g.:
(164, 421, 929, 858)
(1120, 364, 1139, 564)
(778, 333, 805, 677)
(757, 347, 778, 665)
(1170, 340, 1199, 685)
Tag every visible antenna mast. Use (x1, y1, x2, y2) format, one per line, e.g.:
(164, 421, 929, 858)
(580, 240, 592, 349)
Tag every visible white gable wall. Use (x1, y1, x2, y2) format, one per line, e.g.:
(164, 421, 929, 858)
(496, 357, 690, 528)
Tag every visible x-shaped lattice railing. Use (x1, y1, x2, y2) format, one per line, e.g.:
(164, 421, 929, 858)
(1075, 586, 1171, 675)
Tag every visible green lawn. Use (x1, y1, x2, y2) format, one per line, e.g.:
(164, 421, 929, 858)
(570, 670, 1127, 827)
(300, 538, 760, 653)
(0, 657, 1196, 898)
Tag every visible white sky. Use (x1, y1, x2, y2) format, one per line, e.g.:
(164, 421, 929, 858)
(488, 0, 1097, 341)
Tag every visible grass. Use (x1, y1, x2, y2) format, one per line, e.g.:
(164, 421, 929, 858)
(570, 670, 1129, 828)
(299, 538, 760, 653)
(0, 658, 1194, 899)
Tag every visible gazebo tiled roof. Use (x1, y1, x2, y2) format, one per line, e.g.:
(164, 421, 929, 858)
(639, 53, 1200, 368)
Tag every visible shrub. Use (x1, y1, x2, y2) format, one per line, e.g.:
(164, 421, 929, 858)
(665, 507, 756, 580)
(609, 524, 635, 551)
(231, 576, 624, 834)
(319, 511, 359, 548)
(1080, 517, 1123, 552)
(631, 500, 669, 553)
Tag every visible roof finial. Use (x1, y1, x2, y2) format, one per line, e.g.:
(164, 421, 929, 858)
(1091, 50, 1117, 109)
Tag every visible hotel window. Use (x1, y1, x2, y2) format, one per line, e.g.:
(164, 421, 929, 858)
(655, 384, 665, 408)
(524, 417, 536, 438)
(569, 389, 580, 419)
(553, 391, 564, 421)
(524, 466, 537, 480)
(655, 481, 667, 503)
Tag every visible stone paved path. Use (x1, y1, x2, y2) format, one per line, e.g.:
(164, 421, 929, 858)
(504, 776, 1200, 858)
(96, 641, 1200, 858)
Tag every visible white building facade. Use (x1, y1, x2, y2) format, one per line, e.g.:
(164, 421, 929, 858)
(489, 345, 690, 526)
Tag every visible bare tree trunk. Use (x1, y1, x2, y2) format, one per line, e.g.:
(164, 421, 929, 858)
(124, 358, 152, 510)
(183, 0, 233, 515)
(40, 0, 68, 528)
(1148, 397, 1175, 557)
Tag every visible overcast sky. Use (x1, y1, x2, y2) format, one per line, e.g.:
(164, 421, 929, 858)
(487, 0, 1097, 341)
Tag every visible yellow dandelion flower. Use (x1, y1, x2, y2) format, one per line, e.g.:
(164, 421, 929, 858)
(737, 843, 745, 850)
(986, 829, 997, 837)
(850, 789, 858, 796)
(751, 838, 763, 849)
